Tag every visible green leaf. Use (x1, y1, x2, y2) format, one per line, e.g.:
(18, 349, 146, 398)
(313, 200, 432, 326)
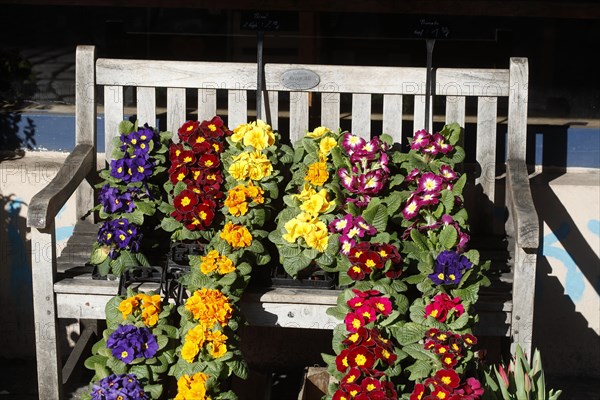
(161, 217, 181, 232)
(384, 191, 403, 216)
(84, 354, 107, 371)
(90, 246, 109, 265)
(118, 250, 139, 268)
(135, 201, 155, 216)
(410, 229, 429, 251)
(441, 189, 455, 215)
(145, 384, 163, 400)
(448, 311, 470, 330)
(452, 284, 480, 304)
(438, 225, 458, 250)
(396, 322, 427, 345)
(403, 342, 436, 361)
(107, 356, 127, 375)
(135, 252, 151, 267)
(453, 173, 467, 195)
(326, 306, 347, 321)
(406, 359, 434, 381)
(118, 120, 134, 135)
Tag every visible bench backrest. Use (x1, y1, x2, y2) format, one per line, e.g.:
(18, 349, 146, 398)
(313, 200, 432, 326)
(76, 45, 528, 235)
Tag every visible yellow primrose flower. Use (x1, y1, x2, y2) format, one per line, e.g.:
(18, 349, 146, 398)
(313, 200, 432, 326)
(305, 224, 329, 252)
(305, 161, 329, 186)
(118, 296, 139, 319)
(292, 183, 317, 202)
(185, 288, 233, 328)
(300, 193, 326, 216)
(220, 221, 253, 248)
(247, 151, 273, 181)
(283, 218, 301, 243)
(217, 256, 236, 274)
(181, 340, 200, 363)
(175, 373, 209, 400)
(224, 186, 249, 216)
(307, 126, 331, 138)
(228, 159, 249, 181)
(231, 123, 252, 143)
(319, 136, 338, 156)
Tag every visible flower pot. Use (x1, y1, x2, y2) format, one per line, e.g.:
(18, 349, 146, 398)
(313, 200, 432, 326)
(270, 264, 336, 289)
(117, 265, 164, 296)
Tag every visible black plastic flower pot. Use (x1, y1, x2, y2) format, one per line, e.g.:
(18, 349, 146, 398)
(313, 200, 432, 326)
(270, 264, 337, 289)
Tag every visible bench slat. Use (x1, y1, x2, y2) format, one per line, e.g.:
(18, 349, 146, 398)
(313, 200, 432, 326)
(476, 96, 499, 233)
(261, 90, 279, 130)
(413, 95, 427, 131)
(104, 85, 123, 162)
(136, 87, 156, 127)
(228, 89, 247, 129)
(321, 92, 340, 132)
(383, 94, 403, 144)
(351, 93, 372, 138)
(97, 59, 257, 89)
(289, 91, 309, 143)
(445, 96, 466, 128)
(167, 88, 186, 139)
(198, 87, 217, 122)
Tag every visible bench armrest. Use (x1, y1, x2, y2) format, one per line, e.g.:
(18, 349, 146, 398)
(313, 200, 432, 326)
(27, 144, 95, 229)
(506, 159, 539, 250)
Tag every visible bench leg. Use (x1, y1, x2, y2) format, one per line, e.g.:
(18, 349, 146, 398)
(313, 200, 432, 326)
(31, 226, 62, 399)
(511, 246, 536, 358)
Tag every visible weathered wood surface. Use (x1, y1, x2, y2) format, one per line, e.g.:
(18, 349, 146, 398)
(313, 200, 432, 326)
(27, 144, 94, 229)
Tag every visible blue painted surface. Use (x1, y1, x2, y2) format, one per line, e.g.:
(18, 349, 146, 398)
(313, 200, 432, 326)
(10, 113, 600, 168)
(541, 222, 587, 302)
(534, 126, 600, 168)
(5, 197, 31, 301)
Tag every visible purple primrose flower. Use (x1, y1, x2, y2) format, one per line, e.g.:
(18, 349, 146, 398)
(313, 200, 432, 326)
(91, 373, 149, 400)
(428, 250, 473, 285)
(107, 324, 159, 364)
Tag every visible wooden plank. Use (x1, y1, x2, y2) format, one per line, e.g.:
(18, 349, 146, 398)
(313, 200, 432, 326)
(413, 95, 426, 131)
(104, 85, 123, 162)
(261, 90, 279, 130)
(57, 293, 116, 319)
(27, 144, 94, 229)
(476, 96, 498, 232)
(97, 59, 257, 89)
(228, 89, 248, 129)
(507, 58, 529, 161)
(445, 96, 466, 127)
(436, 69, 510, 97)
(510, 245, 536, 357)
(198, 86, 217, 122)
(266, 63, 426, 94)
(167, 87, 186, 138)
(289, 91, 309, 144)
(321, 92, 340, 131)
(382, 94, 403, 144)
(241, 302, 339, 330)
(75, 46, 96, 221)
(136, 86, 156, 126)
(244, 288, 338, 305)
(30, 226, 63, 400)
(351, 93, 371, 138)
(506, 160, 539, 249)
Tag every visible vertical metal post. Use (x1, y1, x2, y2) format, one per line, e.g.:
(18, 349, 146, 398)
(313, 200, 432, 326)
(425, 38, 435, 132)
(256, 30, 264, 120)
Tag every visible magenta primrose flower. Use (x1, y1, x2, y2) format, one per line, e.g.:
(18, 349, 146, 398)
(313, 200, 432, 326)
(341, 132, 366, 155)
(418, 172, 444, 193)
(410, 129, 430, 150)
(440, 164, 458, 181)
(433, 133, 454, 154)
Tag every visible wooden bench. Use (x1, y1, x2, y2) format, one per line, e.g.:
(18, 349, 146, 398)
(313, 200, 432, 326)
(27, 45, 538, 399)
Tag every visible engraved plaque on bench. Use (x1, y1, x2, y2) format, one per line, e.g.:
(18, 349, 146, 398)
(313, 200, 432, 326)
(281, 69, 320, 90)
